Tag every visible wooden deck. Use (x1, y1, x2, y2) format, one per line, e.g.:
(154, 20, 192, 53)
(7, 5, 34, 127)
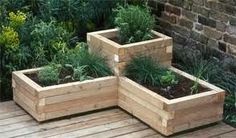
(0, 101, 235, 138)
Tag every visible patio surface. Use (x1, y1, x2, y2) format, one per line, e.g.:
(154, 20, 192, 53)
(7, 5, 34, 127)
(0, 101, 235, 138)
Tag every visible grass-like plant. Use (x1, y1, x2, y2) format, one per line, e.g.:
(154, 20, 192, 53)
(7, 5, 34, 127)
(38, 43, 113, 86)
(114, 5, 155, 44)
(125, 56, 178, 89)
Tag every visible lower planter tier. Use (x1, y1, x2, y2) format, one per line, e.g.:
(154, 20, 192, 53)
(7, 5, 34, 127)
(118, 67, 225, 136)
(12, 68, 118, 121)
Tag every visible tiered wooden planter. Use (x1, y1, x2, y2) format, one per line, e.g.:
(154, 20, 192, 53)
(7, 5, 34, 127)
(12, 29, 225, 136)
(87, 29, 173, 75)
(12, 68, 118, 121)
(118, 67, 225, 136)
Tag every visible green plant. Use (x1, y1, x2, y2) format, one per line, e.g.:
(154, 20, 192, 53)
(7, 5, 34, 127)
(38, 64, 61, 86)
(73, 65, 91, 81)
(114, 5, 155, 44)
(125, 56, 162, 86)
(160, 71, 178, 88)
(30, 20, 71, 63)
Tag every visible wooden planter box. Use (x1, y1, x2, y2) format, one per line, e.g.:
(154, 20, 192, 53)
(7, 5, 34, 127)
(87, 29, 173, 75)
(118, 67, 225, 136)
(12, 68, 118, 121)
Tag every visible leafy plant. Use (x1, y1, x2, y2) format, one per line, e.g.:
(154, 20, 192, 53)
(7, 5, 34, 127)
(160, 71, 178, 88)
(38, 64, 61, 86)
(114, 5, 155, 44)
(30, 20, 71, 64)
(73, 65, 90, 81)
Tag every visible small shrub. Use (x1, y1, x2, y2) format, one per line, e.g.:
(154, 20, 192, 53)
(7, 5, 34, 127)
(38, 64, 61, 86)
(114, 5, 155, 44)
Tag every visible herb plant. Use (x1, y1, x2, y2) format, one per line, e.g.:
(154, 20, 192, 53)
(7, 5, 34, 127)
(114, 5, 155, 44)
(38, 64, 61, 86)
(160, 71, 178, 88)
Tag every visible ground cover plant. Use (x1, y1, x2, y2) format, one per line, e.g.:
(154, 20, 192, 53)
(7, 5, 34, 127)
(173, 46, 236, 127)
(114, 5, 155, 44)
(0, 0, 123, 101)
(124, 56, 208, 99)
(27, 43, 112, 87)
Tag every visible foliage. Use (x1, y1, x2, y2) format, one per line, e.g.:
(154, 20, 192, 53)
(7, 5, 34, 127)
(8, 11, 27, 29)
(125, 56, 178, 89)
(30, 20, 70, 64)
(114, 5, 155, 44)
(53, 43, 113, 78)
(38, 43, 112, 86)
(160, 71, 178, 88)
(0, 26, 19, 51)
(38, 64, 61, 86)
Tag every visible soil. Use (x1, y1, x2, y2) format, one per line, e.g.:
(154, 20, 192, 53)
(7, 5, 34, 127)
(108, 33, 159, 45)
(131, 77, 210, 100)
(26, 72, 91, 87)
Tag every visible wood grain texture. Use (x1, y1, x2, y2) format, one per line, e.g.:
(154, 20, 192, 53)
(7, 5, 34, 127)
(13, 69, 118, 121)
(88, 29, 173, 75)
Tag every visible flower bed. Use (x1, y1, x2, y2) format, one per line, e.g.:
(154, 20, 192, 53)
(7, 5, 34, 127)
(12, 68, 117, 121)
(118, 67, 225, 136)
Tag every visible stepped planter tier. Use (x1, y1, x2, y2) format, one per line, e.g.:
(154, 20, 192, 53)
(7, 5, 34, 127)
(118, 67, 225, 136)
(87, 29, 173, 75)
(12, 68, 118, 121)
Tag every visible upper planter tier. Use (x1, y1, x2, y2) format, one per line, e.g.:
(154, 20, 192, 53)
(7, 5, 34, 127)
(87, 29, 173, 75)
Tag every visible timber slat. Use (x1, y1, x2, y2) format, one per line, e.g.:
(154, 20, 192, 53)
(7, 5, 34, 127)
(0, 101, 235, 138)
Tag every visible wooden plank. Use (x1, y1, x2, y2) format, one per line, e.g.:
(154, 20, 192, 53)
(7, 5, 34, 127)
(169, 102, 224, 126)
(45, 99, 117, 120)
(14, 93, 45, 121)
(119, 77, 168, 109)
(119, 86, 173, 120)
(118, 91, 170, 135)
(39, 76, 117, 98)
(0, 110, 26, 120)
(165, 91, 224, 111)
(114, 129, 157, 138)
(48, 118, 140, 138)
(14, 87, 37, 112)
(44, 85, 117, 105)
(41, 91, 117, 113)
(0, 120, 38, 133)
(13, 113, 130, 138)
(215, 130, 236, 138)
(12, 72, 41, 96)
(79, 123, 148, 138)
(0, 115, 32, 126)
(0, 102, 21, 114)
(173, 122, 235, 138)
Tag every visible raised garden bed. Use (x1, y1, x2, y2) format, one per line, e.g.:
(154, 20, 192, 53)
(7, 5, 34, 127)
(118, 67, 225, 136)
(87, 29, 172, 75)
(12, 68, 118, 121)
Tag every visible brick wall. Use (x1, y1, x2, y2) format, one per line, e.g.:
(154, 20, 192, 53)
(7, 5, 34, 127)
(149, 0, 236, 56)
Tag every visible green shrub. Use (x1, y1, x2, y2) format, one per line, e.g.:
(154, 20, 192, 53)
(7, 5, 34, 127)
(31, 20, 71, 64)
(114, 5, 155, 44)
(38, 64, 61, 86)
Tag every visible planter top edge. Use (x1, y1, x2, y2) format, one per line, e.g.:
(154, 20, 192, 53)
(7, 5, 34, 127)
(119, 66, 225, 104)
(88, 28, 172, 48)
(39, 76, 117, 91)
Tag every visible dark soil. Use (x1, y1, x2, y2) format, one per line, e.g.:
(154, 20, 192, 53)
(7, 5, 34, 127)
(108, 33, 159, 45)
(26, 72, 89, 87)
(131, 77, 210, 100)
